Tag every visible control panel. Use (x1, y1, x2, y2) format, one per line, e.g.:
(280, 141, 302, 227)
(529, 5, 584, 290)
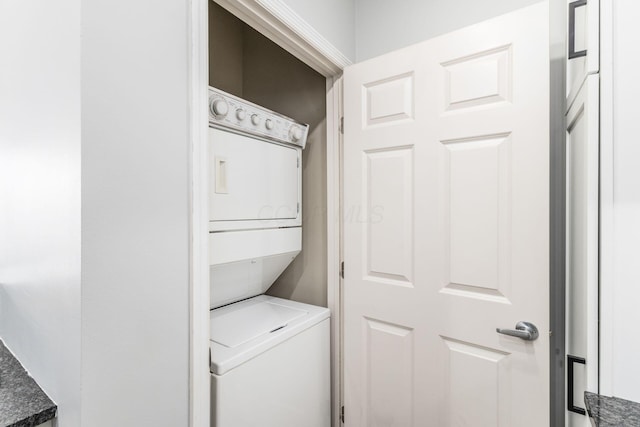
(208, 86, 309, 149)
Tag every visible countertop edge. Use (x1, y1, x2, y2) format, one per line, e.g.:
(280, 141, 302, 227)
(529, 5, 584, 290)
(0, 339, 57, 427)
(584, 391, 640, 426)
(7, 406, 57, 427)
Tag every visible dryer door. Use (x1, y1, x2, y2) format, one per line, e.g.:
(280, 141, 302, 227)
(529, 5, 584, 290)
(209, 128, 301, 231)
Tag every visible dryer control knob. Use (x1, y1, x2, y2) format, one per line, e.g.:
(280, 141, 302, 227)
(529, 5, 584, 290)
(251, 114, 262, 126)
(290, 126, 303, 142)
(210, 98, 229, 118)
(236, 108, 246, 121)
(265, 119, 274, 130)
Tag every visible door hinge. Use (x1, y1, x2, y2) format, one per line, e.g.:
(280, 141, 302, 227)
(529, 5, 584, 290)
(339, 116, 344, 134)
(340, 405, 345, 423)
(340, 261, 344, 279)
(297, 202, 300, 214)
(297, 157, 300, 168)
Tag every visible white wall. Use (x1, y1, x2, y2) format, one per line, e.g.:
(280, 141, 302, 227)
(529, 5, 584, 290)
(281, 0, 355, 62)
(608, 0, 640, 403)
(80, 0, 191, 425)
(355, 0, 542, 61)
(0, 1, 82, 426)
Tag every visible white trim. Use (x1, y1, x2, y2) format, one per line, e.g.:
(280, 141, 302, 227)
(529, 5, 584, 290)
(256, 0, 351, 68)
(214, 0, 351, 77)
(586, 0, 600, 79)
(326, 75, 343, 427)
(587, 75, 601, 397)
(598, 0, 615, 396)
(189, 0, 211, 425)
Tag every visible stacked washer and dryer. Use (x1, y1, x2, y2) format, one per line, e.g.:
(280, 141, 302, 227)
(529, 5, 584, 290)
(207, 87, 331, 427)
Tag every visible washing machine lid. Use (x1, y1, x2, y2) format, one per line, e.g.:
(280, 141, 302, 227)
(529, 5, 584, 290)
(211, 299, 307, 348)
(210, 295, 330, 376)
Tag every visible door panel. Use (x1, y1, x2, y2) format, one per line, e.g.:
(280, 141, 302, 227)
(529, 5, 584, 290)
(439, 134, 512, 297)
(364, 73, 414, 127)
(442, 45, 511, 112)
(343, 3, 550, 426)
(363, 318, 415, 427)
(566, 74, 599, 426)
(365, 147, 414, 285)
(442, 338, 510, 426)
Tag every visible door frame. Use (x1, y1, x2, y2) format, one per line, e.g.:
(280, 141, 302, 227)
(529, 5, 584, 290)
(549, 0, 567, 424)
(189, 0, 212, 425)
(188, 1, 349, 426)
(598, 0, 614, 396)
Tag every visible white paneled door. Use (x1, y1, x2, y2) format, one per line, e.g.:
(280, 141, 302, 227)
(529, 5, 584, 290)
(343, 3, 550, 426)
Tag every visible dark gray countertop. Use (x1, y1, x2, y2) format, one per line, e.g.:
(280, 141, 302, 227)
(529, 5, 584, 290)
(585, 391, 640, 426)
(0, 340, 57, 427)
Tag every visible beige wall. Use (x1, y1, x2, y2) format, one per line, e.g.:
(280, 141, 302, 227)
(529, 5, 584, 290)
(209, 2, 243, 96)
(209, 2, 328, 307)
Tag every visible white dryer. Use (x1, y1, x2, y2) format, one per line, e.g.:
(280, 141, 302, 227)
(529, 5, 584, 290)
(207, 87, 330, 427)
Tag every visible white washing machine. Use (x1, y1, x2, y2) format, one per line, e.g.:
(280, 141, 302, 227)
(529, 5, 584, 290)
(207, 87, 330, 427)
(210, 295, 330, 427)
